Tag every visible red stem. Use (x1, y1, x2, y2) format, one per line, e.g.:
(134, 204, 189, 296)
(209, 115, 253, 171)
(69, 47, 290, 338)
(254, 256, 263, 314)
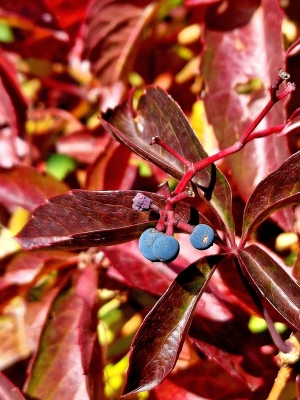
(173, 80, 295, 196)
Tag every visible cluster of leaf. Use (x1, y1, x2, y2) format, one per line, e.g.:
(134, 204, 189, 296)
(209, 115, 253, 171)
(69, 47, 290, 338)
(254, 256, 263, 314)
(1, 0, 300, 399)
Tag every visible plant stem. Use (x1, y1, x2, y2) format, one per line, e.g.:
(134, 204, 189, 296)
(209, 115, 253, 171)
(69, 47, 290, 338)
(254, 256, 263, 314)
(266, 365, 292, 400)
(172, 75, 295, 196)
(150, 136, 192, 167)
(263, 307, 292, 354)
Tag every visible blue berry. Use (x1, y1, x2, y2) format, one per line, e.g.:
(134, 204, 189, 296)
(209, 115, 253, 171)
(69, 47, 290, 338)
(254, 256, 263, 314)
(139, 228, 163, 261)
(152, 235, 180, 262)
(190, 224, 214, 250)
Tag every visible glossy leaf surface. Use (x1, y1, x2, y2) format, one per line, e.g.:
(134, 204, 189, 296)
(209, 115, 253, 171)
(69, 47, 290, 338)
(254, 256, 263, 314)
(102, 86, 235, 242)
(24, 266, 101, 399)
(82, 0, 157, 85)
(238, 244, 300, 331)
(16, 189, 207, 250)
(122, 254, 224, 395)
(241, 151, 300, 245)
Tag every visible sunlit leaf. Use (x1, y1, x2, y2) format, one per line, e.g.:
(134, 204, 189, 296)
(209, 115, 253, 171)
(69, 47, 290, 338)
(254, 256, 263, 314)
(122, 254, 224, 395)
(16, 189, 210, 250)
(24, 266, 102, 399)
(102, 86, 235, 244)
(82, 0, 157, 85)
(238, 244, 300, 331)
(241, 151, 300, 246)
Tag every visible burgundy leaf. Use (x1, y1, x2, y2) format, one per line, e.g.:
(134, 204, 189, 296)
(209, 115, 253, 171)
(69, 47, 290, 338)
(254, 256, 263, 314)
(0, 166, 69, 213)
(85, 140, 134, 191)
(102, 86, 212, 188)
(16, 189, 208, 250)
(56, 128, 112, 164)
(241, 151, 300, 246)
(201, 0, 292, 231)
(82, 0, 157, 85)
(0, 0, 80, 61)
(0, 50, 28, 167)
(76, 262, 103, 400)
(0, 373, 25, 400)
(3, 250, 76, 285)
(24, 279, 91, 399)
(103, 241, 174, 296)
(194, 339, 262, 389)
(0, 49, 28, 138)
(102, 86, 236, 243)
(152, 377, 204, 399)
(122, 254, 224, 395)
(238, 244, 300, 331)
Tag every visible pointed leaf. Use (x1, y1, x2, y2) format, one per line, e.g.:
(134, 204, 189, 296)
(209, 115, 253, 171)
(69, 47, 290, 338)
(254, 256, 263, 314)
(102, 86, 211, 186)
(102, 86, 235, 243)
(82, 0, 157, 85)
(24, 282, 91, 399)
(16, 189, 208, 250)
(241, 151, 300, 246)
(122, 254, 224, 395)
(238, 244, 300, 331)
(76, 262, 103, 400)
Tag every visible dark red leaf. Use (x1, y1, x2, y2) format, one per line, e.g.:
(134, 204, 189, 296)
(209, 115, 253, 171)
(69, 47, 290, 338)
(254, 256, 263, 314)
(0, 49, 28, 138)
(0, 166, 69, 213)
(103, 241, 174, 296)
(102, 86, 236, 243)
(16, 189, 209, 250)
(238, 244, 300, 331)
(241, 151, 300, 246)
(122, 254, 224, 395)
(56, 128, 112, 165)
(3, 250, 76, 286)
(82, 0, 157, 85)
(0, 50, 28, 167)
(76, 262, 103, 400)
(24, 275, 93, 399)
(102, 86, 212, 187)
(0, 0, 82, 60)
(85, 140, 134, 191)
(0, 373, 25, 400)
(152, 377, 204, 399)
(201, 0, 293, 231)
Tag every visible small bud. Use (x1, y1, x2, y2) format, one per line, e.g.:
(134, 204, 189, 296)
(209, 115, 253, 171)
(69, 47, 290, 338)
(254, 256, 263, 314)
(132, 193, 152, 211)
(278, 68, 290, 80)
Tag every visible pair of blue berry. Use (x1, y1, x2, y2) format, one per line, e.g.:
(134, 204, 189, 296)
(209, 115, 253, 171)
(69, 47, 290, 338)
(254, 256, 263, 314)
(139, 224, 215, 262)
(139, 229, 179, 262)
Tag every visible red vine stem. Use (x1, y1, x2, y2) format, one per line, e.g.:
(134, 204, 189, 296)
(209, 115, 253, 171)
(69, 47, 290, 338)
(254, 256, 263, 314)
(173, 80, 295, 195)
(151, 70, 295, 236)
